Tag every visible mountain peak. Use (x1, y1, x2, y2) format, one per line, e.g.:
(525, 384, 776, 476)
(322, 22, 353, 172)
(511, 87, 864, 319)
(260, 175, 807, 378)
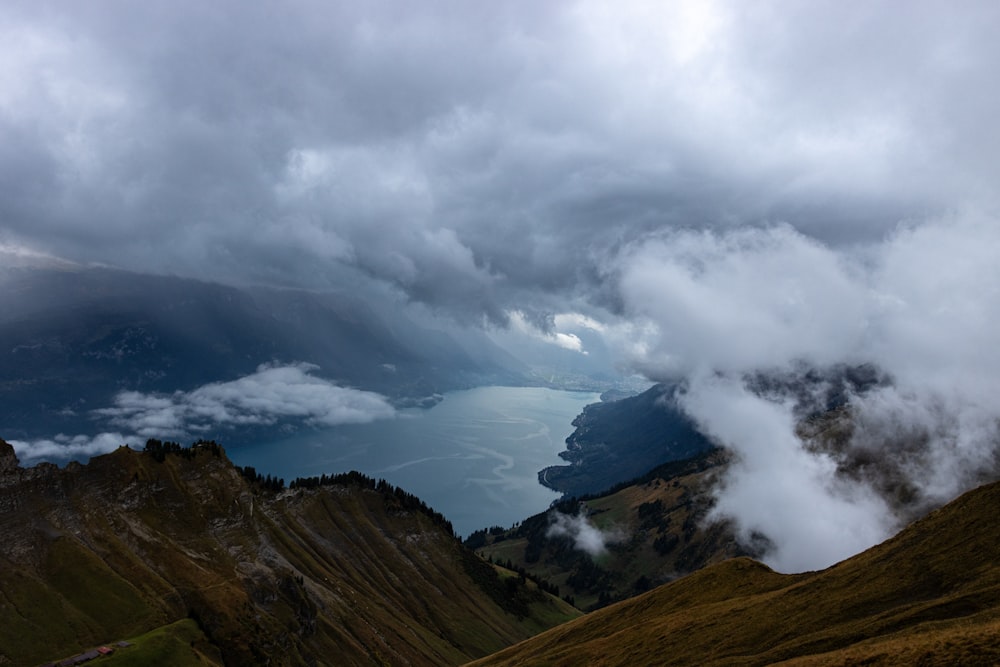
(0, 438, 19, 474)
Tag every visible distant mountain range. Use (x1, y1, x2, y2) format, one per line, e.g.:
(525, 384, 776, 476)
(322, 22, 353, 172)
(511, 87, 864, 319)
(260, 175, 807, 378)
(0, 266, 525, 441)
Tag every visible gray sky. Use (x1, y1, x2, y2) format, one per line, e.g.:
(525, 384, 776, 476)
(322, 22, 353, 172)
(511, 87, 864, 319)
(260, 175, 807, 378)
(5, 0, 1000, 571)
(3, 0, 998, 322)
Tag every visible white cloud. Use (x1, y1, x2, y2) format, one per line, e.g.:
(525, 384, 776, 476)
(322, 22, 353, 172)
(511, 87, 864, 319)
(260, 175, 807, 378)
(11, 363, 396, 462)
(553, 312, 606, 333)
(617, 212, 1000, 572)
(617, 224, 868, 378)
(507, 309, 587, 354)
(547, 508, 624, 558)
(96, 362, 395, 439)
(680, 376, 895, 573)
(10, 432, 136, 462)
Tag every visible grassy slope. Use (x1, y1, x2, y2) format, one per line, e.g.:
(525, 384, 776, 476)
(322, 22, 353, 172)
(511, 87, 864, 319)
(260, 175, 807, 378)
(467, 479, 1000, 666)
(0, 442, 577, 666)
(475, 450, 747, 610)
(82, 619, 223, 667)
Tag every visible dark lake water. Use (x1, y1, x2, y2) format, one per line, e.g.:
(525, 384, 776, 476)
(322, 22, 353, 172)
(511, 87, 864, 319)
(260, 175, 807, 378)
(231, 386, 601, 537)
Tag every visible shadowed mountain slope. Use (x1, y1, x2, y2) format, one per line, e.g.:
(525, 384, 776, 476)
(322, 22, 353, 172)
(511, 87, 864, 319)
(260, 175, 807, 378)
(539, 384, 713, 498)
(470, 449, 750, 611)
(467, 478, 1000, 666)
(0, 439, 577, 666)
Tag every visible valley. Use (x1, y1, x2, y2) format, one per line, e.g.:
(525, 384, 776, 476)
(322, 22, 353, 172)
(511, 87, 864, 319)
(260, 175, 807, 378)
(4, 373, 1000, 665)
(4, 4, 999, 664)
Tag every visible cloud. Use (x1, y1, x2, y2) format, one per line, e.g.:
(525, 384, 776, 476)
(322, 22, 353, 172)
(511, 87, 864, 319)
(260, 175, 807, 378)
(617, 213, 1000, 571)
(547, 508, 625, 558)
(679, 376, 895, 573)
(10, 432, 136, 463)
(96, 362, 395, 438)
(507, 310, 587, 354)
(2, 1, 999, 322)
(12, 363, 395, 462)
(615, 224, 868, 378)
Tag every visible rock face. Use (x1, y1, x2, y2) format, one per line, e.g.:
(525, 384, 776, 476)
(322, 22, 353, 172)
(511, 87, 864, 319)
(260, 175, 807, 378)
(0, 444, 577, 666)
(0, 439, 19, 475)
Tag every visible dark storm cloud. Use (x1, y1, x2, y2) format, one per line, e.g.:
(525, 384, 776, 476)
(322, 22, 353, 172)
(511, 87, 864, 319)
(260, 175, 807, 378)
(4, 0, 999, 321)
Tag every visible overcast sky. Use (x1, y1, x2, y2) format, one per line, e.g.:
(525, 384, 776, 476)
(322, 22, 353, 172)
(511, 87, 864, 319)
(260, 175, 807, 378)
(2, 0, 998, 322)
(4, 0, 1000, 571)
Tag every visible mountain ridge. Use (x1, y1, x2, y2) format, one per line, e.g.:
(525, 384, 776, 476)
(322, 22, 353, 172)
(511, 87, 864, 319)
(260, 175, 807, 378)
(467, 476, 1000, 666)
(0, 438, 578, 666)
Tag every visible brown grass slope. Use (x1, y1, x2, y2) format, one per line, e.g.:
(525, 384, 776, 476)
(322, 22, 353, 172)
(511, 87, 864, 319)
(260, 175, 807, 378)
(0, 440, 578, 666)
(468, 479, 1000, 666)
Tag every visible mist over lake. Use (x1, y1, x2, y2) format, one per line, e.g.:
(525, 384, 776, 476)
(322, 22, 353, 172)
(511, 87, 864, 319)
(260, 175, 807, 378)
(231, 386, 601, 537)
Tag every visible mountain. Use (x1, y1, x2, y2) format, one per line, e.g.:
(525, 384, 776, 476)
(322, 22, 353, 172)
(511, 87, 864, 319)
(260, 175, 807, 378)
(541, 365, 889, 501)
(539, 384, 713, 498)
(0, 439, 578, 666)
(0, 266, 525, 440)
(470, 449, 750, 611)
(468, 478, 1000, 666)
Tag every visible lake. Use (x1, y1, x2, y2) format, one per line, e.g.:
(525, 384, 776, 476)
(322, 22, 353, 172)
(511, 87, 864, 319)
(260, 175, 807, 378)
(231, 386, 601, 537)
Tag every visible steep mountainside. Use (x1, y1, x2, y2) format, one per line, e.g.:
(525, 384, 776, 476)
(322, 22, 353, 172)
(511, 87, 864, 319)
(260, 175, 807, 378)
(468, 478, 1000, 666)
(0, 439, 577, 666)
(541, 366, 888, 501)
(539, 384, 712, 498)
(470, 450, 749, 610)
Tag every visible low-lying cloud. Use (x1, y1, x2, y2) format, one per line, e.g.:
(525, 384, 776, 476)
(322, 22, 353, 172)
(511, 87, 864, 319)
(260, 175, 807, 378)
(11, 363, 394, 462)
(547, 508, 625, 558)
(9, 432, 136, 463)
(97, 362, 395, 436)
(679, 377, 896, 573)
(617, 212, 1000, 572)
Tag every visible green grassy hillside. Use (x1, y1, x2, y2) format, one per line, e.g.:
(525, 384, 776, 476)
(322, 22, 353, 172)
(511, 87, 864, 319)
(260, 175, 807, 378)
(467, 478, 1000, 666)
(470, 449, 748, 610)
(0, 439, 578, 666)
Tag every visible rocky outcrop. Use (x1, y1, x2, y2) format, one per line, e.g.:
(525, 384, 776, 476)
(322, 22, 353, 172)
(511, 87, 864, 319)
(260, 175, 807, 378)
(0, 439, 19, 475)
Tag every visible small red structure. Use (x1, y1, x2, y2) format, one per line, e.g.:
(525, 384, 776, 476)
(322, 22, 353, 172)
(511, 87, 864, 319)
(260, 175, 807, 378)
(97, 646, 114, 655)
